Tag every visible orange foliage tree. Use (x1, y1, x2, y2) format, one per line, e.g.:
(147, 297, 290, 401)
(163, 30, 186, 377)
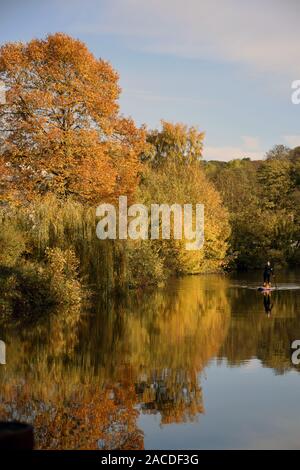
(0, 33, 146, 204)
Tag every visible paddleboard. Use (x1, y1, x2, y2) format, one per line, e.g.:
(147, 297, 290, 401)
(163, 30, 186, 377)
(257, 287, 276, 292)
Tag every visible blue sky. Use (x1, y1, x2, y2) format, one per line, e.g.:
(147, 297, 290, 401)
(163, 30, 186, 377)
(1, 0, 300, 160)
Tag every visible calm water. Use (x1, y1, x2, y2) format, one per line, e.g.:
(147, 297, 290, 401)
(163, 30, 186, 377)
(1, 271, 300, 449)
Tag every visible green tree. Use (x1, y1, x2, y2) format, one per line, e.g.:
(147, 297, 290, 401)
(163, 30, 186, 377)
(257, 157, 293, 210)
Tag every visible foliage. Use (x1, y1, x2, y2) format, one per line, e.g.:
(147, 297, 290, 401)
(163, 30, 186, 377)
(140, 122, 230, 274)
(257, 157, 293, 210)
(207, 146, 300, 269)
(45, 247, 82, 305)
(127, 240, 166, 287)
(0, 33, 146, 204)
(3, 32, 300, 295)
(143, 120, 204, 166)
(265, 144, 291, 161)
(0, 248, 83, 319)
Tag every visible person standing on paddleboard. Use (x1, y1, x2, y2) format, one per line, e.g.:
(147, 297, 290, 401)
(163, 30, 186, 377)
(263, 261, 274, 287)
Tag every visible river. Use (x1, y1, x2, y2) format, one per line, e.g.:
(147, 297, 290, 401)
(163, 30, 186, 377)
(1, 270, 300, 449)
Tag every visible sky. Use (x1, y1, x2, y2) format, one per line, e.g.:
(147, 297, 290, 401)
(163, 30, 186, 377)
(1, 0, 300, 160)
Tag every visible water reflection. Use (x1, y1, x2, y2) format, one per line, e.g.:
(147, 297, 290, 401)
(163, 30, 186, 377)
(263, 292, 273, 316)
(0, 272, 300, 448)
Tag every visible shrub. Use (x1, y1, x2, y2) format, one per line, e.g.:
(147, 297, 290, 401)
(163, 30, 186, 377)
(0, 248, 83, 319)
(127, 241, 166, 288)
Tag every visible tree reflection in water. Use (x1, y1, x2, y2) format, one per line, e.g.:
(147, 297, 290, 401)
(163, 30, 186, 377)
(1, 274, 300, 448)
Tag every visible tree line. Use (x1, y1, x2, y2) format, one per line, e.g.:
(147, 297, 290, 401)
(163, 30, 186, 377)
(0, 33, 298, 317)
(206, 144, 300, 269)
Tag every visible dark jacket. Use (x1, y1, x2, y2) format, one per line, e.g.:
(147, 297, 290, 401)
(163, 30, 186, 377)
(264, 265, 273, 276)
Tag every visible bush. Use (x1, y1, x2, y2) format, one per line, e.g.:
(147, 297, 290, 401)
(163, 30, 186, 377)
(0, 248, 83, 319)
(127, 241, 166, 288)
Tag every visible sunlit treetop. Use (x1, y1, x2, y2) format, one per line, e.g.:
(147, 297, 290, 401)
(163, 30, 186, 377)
(0, 33, 147, 204)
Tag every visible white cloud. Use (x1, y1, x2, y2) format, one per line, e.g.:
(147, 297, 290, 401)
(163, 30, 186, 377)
(283, 135, 300, 148)
(77, 0, 300, 75)
(203, 145, 263, 162)
(203, 134, 264, 161)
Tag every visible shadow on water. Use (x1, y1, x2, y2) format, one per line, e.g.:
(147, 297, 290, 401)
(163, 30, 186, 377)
(1, 271, 300, 448)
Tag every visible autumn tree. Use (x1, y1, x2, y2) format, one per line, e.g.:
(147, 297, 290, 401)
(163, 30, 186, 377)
(139, 122, 230, 274)
(0, 33, 146, 204)
(0, 155, 15, 201)
(144, 120, 204, 166)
